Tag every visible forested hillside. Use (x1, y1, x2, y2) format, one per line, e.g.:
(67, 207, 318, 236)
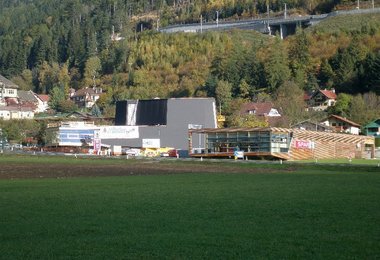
(1, 0, 380, 127)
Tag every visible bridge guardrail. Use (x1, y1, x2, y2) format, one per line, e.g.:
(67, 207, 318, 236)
(159, 7, 380, 33)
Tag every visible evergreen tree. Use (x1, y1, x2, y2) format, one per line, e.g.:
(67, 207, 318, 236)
(359, 52, 380, 95)
(318, 58, 335, 88)
(288, 29, 310, 88)
(264, 38, 290, 93)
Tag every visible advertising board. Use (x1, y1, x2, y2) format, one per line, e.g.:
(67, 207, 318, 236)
(99, 126, 139, 139)
(294, 140, 315, 149)
(142, 139, 160, 148)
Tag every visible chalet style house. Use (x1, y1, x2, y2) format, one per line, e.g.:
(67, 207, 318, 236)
(305, 89, 337, 111)
(240, 102, 283, 127)
(0, 75, 33, 120)
(291, 119, 333, 132)
(70, 87, 103, 109)
(364, 119, 380, 137)
(18, 90, 49, 113)
(0, 75, 50, 119)
(240, 102, 281, 117)
(320, 115, 361, 135)
(0, 74, 18, 105)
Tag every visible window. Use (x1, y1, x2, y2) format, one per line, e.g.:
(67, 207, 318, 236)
(368, 127, 378, 133)
(7, 89, 14, 95)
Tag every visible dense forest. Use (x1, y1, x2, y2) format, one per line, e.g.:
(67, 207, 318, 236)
(1, 0, 380, 139)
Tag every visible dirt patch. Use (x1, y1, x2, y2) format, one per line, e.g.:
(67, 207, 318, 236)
(0, 160, 286, 179)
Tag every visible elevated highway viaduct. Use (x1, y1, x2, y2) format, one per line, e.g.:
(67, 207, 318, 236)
(159, 8, 380, 38)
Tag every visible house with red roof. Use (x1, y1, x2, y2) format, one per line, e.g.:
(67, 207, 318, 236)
(240, 102, 283, 126)
(240, 102, 281, 117)
(305, 89, 337, 111)
(0, 75, 50, 118)
(320, 115, 361, 135)
(35, 94, 50, 113)
(17, 90, 50, 113)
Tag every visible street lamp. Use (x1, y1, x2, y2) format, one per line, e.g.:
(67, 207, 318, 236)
(284, 3, 287, 19)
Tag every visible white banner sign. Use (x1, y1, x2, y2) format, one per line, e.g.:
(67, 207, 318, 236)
(142, 139, 160, 148)
(99, 126, 139, 139)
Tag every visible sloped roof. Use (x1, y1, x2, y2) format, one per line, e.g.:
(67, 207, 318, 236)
(37, 94, 50, 102)
(307, 89, 337, 101)
(319, 89, 337, 99)
(304, 92, 312, 101)
(364, 119, 380, 128)
(0, 75, 19, 89)
(292, 119, 334, 131)
(0, 105, 34, 112)
(5, 97, 18, 106)
(240, 102, 277, 116)
(72, 87, 102, 97)
(328, 115, 361, 127)
(18, 90, 38, 103)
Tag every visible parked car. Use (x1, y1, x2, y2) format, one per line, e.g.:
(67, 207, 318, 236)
(160, 151, 170, 157)
(122, 148, 141, 156)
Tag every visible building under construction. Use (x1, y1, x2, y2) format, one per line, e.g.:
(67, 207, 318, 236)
(188, 127, 375, 160)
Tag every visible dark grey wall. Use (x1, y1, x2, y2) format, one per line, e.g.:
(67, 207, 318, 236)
(103, 98, 217, 150)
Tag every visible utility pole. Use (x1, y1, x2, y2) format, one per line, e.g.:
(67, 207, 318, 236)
(284, 3, 287, 19)
(357, 0, 360, 9)
(267, 4, 270, 20)
(373, 0, 375, 9)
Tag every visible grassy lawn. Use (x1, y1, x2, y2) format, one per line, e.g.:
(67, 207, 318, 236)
(294, 158, 380, 166)
(0, 156, 379, 259)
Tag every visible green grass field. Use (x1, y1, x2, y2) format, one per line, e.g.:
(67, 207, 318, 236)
(0, 156, 379, 259)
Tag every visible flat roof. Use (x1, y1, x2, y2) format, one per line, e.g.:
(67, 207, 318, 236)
(189, 127, 374, 144)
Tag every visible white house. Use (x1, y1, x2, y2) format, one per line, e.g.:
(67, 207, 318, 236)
(0, 105, 34, 120)
(320, 115, 361, 135)
(0, 75, 18, 105)
(70, 87, 103, 109)
(240, 102, 281, 117)
(305, 89, 337, 111)
(35, 94, 50, 113)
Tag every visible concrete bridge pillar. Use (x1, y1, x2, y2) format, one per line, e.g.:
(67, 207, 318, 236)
(280, 24, 288, 39)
